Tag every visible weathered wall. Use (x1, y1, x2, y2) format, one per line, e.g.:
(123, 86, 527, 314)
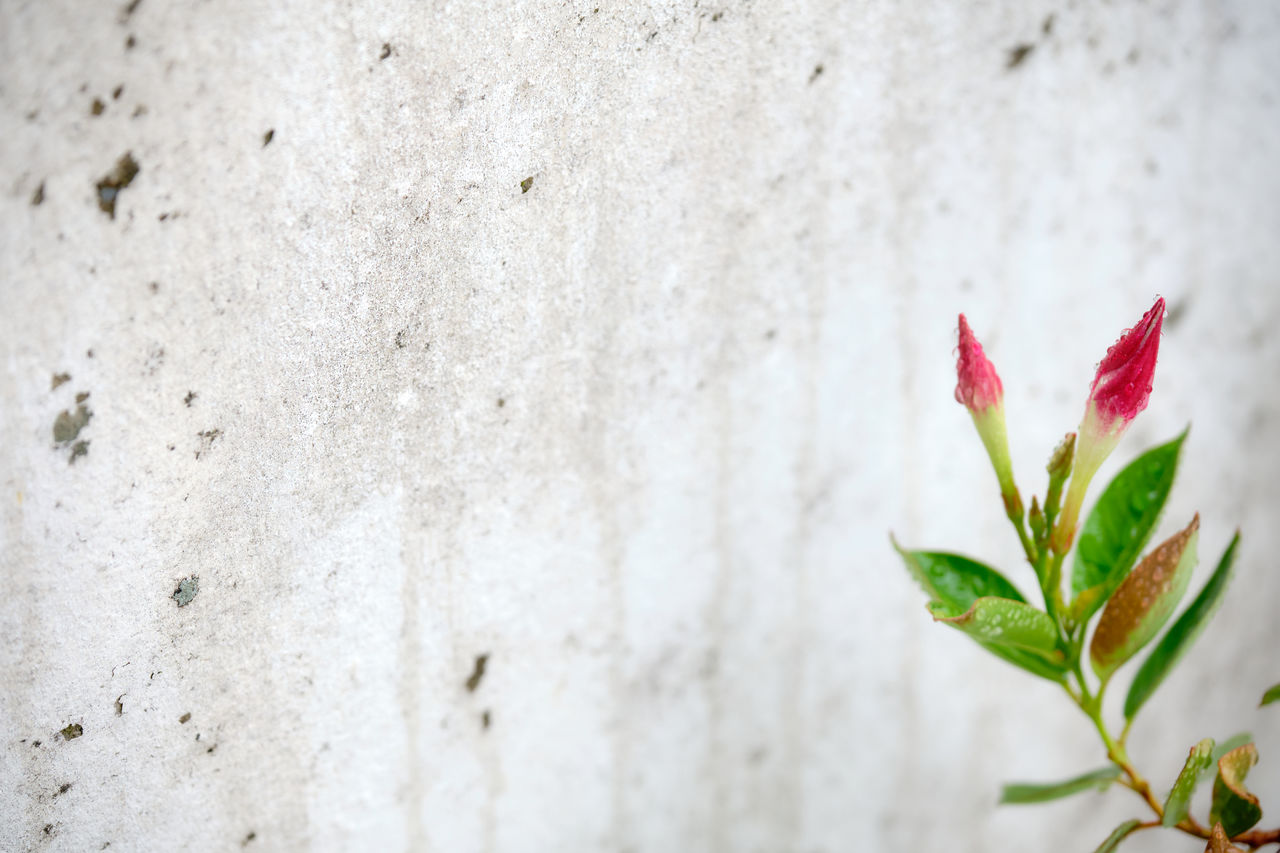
(2, 1, 1278, 850)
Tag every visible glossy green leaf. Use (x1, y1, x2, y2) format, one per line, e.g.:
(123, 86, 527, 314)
(1091, 516, 1199, 681)
(1070, 430, 1187, 623)
(1162, 738, 1215, 827)
(929, 596, 1061, 660)
(1261, 683, 1280, 708)
(892, 538, 1066, 682)
(1125, 533, 1240, 721)
(1209, 743, 1262, 837)
(980, 643, 1069, 683)
(892, 537, 1025, 607)
(1091, 818, 1143, 853)
(999, 766, 1121, 804)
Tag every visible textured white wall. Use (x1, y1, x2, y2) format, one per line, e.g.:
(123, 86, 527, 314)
(2, 1, 1278, 851)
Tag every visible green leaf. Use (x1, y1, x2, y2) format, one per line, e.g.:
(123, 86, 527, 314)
(1162, 738, 1215, 827)
(1091, 516, 1199, 681)
(1209, 743, 1262, 837)
(1124, 532, 1240, 721)
(892, 537, 1026, 607)
(1261, 683, 1280, 708)
(892, 538, 1066, 682)
(1091, 818, 1143, 853)
(1070, 430, 1187, 623)
(979, 643, 1069, 683)
(999, 766, 1122, 804)
(928, 596, 1062, 660)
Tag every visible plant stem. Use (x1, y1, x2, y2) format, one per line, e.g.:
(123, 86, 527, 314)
(1070, 667, 1167, 821)
(1011, 513, 1037, 567)
(1042, 549, 1067, 624)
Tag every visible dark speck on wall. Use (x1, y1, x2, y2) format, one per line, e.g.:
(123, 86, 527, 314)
(112, 85, 124, 100)
(184, 390, 197, 407)
(31, 181, 45, 206)
(242, 831, 257, 846)
(808, 63, 823, 83)
(180, 712, 192, 723)
(520, 176, 534, 193)
(195, 428, 222, 459)
(481, 710, 491, 729)
(173, 576, 199, 607)
(1006, 43, 1034, 69)
(125, 34, 136, 49)
(95, 152, 140, 219)
(59, 723, 83, 740)
(91, 97, 106, 116)
(53, 403, 93, 459)
(262, 128, 274, 147)
(380, 42, 392, 60)
(54, 783, 72, 797)
(51, 372, 71, 390)
(1042, 14, 1055, 36)
(465, 654, 488, 692)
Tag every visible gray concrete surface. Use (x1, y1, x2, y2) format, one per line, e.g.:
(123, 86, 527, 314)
(2, 1, 1279, 851)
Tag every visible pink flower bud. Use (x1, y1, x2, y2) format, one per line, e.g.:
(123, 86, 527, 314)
(1053, 298, 1166, 553)
(955, 314, 1004, 412)
(1086, 297, 1165, 432)
(954, 315, 1021, 519)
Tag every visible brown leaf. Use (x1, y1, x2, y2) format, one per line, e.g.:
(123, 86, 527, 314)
(1091, 515, 1199, 678)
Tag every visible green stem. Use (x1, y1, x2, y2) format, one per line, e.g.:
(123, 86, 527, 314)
(1072, 673, 1164, 821)
(1011, 513, 1037, 567)
(1042, 549, 1067, 624)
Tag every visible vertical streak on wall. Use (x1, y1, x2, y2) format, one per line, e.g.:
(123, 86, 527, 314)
(706, 346, 731, 853)
(397, 525, 428, 850)
(580, 301, 629, 851)
(1186, 0, 1220, 304)
(886, 4, 926, 829)
(780, 269, 824, 843)
(604, 496, 627, 850)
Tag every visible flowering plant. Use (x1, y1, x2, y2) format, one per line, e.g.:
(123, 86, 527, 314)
(893, 298, 1280, 851)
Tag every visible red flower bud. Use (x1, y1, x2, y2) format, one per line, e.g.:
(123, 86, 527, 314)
(955, 314, 1004, 413)
(1087, 297, 1165, 431)
(955, 315, 1021, 519)
(1053, 297, 1166, 554)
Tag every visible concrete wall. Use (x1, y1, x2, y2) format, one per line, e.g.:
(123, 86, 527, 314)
(2, 1, 1278, 850)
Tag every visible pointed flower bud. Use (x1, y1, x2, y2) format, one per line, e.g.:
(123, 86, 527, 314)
(1054, 298, 1165, 552)
(955, 314, 1003, 412)
(1046, 432, 1076, 483)
(1028, 496, 1046, 544)
(956, 315, 1022, 518)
